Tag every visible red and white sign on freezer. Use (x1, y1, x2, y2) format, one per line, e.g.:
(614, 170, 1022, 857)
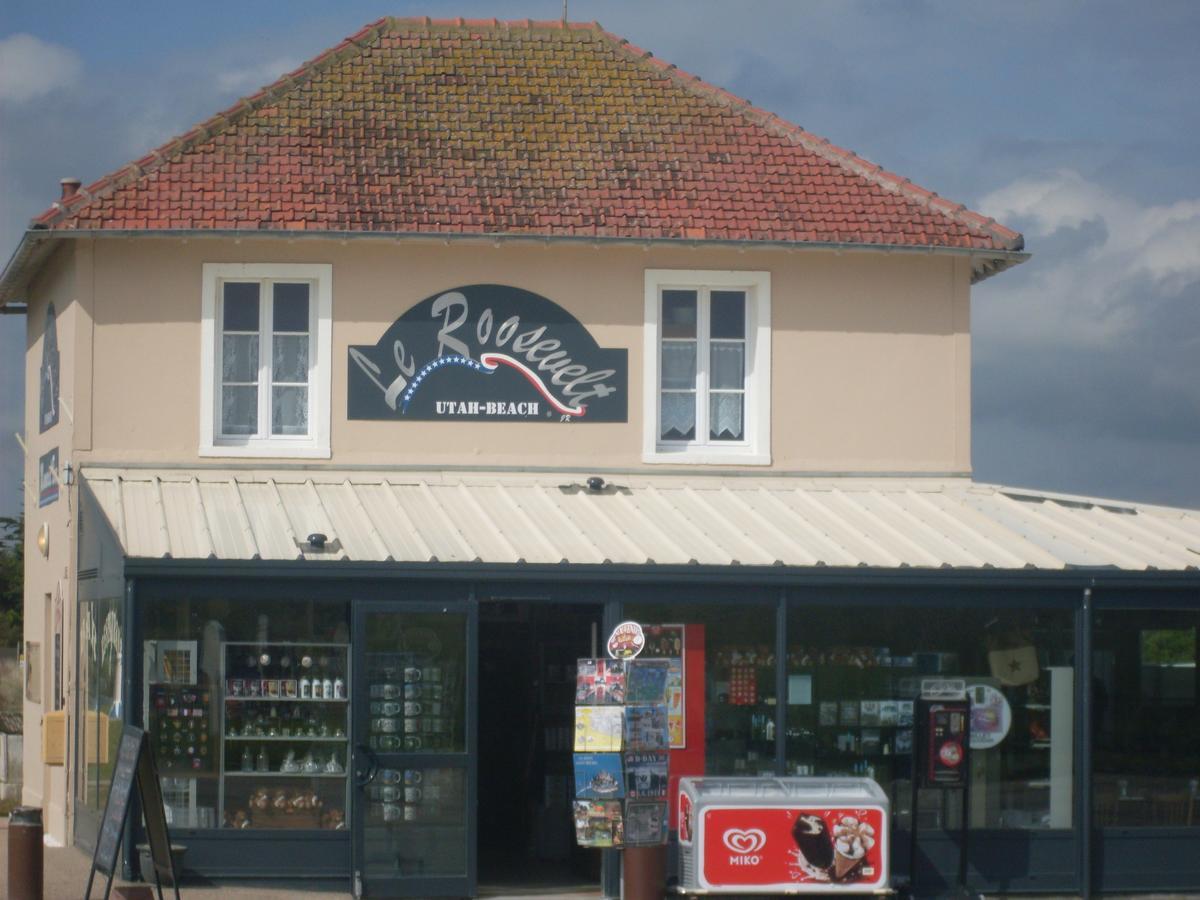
(699, 806, 888, 892)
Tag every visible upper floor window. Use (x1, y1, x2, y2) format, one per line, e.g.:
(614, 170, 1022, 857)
(643, 269, 770, 465)
(200, 263, 332, 458)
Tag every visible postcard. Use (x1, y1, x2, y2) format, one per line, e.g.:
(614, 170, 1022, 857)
(623, 800, 668, 846)
(574, 753, 625, 799)
(624, 704, 669, 752)
(573, 799, 624, 848)
(624, 752, 669, 799)
(575, 658, 627, 705)
(575, 706, 623, 752)
(626, 659, 670, 703)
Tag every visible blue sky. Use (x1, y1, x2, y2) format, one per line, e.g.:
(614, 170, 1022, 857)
(1, 0, 1197, 517)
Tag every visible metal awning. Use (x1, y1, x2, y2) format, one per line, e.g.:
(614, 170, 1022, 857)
(79, 468, 1200, 572)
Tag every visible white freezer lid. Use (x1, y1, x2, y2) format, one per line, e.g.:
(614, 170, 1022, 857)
(680, 776, 888, 807)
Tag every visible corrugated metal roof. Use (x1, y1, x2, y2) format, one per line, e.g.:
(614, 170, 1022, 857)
(80, 468, 1200, 572)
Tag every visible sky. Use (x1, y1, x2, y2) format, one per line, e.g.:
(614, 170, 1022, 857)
(0, 0, 1197, 518)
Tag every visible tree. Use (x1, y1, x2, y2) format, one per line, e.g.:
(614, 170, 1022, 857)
(0, 513, 22, 648)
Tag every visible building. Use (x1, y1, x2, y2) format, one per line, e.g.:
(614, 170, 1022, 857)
(1, 16, 1198, 897)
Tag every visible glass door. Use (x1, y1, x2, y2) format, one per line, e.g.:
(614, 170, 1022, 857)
(352, 600, 475, 898)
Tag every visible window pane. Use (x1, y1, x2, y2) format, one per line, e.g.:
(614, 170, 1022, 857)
(142, 594, 351, 832)
(660, 392, 695, 441)
(221, 334, 259, 383)
(709, 393, 744, 441)
(272, 385, 309, 436)
(1094, 610, 1199, 828)
(221, 386, 258, 435)
(223, 282, 260, 331)
(710, 291, 746, 339)
(662, 290, 697, 339)
(785, 600, 1075, 832)
(661, 341, 696, 391)
(710, 342, 744, 390)
(273, 283, 310, 333)
(272, 335, 309, 384)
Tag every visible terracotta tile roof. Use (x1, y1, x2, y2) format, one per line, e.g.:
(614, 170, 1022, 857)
(32, 17, 1022, 252)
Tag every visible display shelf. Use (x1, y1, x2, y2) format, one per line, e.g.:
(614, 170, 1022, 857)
(219, 641, 350, 831)
(225, 735, 346, 742)
(225, 771, 347, 779)
(225, 697, 349, 704)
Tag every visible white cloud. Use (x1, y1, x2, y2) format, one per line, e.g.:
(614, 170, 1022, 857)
(0, 34, 83, 104)
(977, 170, 1200, 346)
(215, 58, 299, 95)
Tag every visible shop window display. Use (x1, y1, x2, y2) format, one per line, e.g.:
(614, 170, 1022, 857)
(785, 603, 1074, 832)
(1093, 609, 1199, 828)
(141, 595, 350, 831)
(75, 596, 125, 849)
(623, 600, 776, 776)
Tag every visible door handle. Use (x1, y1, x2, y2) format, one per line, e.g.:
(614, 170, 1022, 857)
(354, 744, 379, 787)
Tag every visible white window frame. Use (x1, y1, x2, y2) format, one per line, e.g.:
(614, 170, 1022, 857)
(200, 262, 332, 458)
(643, 269, 771, 465)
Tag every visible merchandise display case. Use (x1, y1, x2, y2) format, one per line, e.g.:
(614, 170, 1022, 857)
(219, 642, 349, 830)
(708, 646, 777, 776)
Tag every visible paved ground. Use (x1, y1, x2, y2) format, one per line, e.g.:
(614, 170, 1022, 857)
(1, 818, 605, 899)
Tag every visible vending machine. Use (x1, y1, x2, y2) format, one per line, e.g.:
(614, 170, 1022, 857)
(677, 777, 889, 894)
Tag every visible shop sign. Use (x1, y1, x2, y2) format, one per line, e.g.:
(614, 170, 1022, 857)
(699, 807, 887, 891)
(38, 447, 59, 507)
(968, 684, 1012, 750)
(606, 621, 645, 660)
(348, 284, 628, 422)
(39, 303, 60, 433)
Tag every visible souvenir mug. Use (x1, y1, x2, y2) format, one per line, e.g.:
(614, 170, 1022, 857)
(404, 717, 421, 734)
(404, 786, 422, 803)
(378, 769, 402, 785)
(370, 683, 401, 699)
(403, 667, 422, 683)
(381, 803, 403, 823)
(369, 785, 401, 802)
(403, 702, 422, 716)
(375, 735, 402, 751)
(374, 718, 399, 734)
(403, 805, 418, 822)
(403, 736, 423, 751)
(404, 684, 421, 700)
(404, 769, 422, 786)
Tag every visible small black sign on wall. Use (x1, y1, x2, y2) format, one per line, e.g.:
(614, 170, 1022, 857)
(348, 284, 628, 423)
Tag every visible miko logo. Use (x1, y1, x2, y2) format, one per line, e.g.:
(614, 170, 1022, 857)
(722, 828, 766, 866)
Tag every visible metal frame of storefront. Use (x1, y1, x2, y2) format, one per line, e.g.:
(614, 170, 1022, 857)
(106, 559, 1199, 896)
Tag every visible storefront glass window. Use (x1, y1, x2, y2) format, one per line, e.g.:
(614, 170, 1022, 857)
(1093, 608, 1199, 828)
(75, 596, 125, 849)
(786, 600, 1074, 832)
(623, 599, 776, 776)
(142, 594, 350, 831)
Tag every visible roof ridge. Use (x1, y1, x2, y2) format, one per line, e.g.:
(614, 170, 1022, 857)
(591, 27, 1023, 252)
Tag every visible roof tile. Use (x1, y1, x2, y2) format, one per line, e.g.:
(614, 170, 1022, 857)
(34, 18, 1020, 252)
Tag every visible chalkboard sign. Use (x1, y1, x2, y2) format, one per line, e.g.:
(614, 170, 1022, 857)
(85, 725, 180, 900)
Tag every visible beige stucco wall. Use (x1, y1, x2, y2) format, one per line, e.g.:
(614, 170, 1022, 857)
(75, 236, 972, 474)
(22, 242, 81, 845)
(21, 232, 972, 844)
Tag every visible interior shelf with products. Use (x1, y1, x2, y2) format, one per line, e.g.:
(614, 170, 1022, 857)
(219, 642, 350, 831)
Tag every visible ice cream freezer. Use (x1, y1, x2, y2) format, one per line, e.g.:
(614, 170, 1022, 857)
(676, 777, 890, 894)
